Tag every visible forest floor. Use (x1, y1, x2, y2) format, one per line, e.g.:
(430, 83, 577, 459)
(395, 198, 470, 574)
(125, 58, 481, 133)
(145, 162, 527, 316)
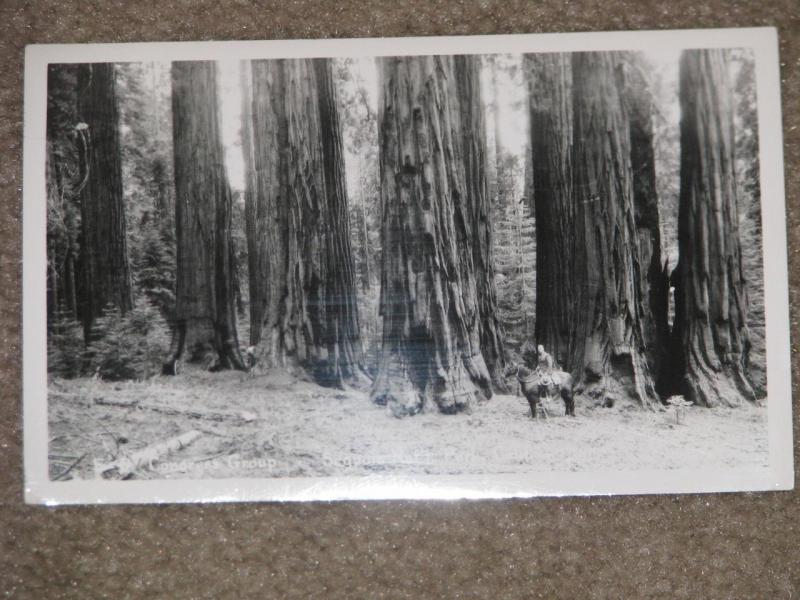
(47, 368, 769, 482)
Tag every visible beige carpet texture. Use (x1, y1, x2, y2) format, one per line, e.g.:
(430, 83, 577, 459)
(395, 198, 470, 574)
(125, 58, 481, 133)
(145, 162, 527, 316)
(1, 1, 799, 597)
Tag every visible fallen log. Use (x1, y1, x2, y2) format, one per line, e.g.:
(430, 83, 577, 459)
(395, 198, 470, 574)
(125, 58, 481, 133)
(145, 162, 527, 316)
(52, 453, 88, 481)
(90, 397, 258, 424)
(94, 430, 203, 479)
(49, 391, 257, 425)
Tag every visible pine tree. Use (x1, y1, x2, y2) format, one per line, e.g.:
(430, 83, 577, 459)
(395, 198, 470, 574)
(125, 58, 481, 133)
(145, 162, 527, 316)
(492, 152, 535, 356)
(116, 62, 176, 324)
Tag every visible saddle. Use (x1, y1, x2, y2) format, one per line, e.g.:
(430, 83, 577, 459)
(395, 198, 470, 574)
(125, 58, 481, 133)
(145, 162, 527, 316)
(517, 367, 554, 388)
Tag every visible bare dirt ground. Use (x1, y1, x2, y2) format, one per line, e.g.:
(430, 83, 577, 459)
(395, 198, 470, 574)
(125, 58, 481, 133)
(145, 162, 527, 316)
(47, 368, 769, 482)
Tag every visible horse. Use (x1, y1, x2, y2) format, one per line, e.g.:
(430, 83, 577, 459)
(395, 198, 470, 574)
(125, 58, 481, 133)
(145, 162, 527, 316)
(506, 363, 575, 418)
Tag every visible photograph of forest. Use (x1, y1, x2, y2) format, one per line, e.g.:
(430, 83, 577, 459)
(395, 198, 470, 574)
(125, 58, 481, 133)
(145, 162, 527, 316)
(43, 46, 768, 483)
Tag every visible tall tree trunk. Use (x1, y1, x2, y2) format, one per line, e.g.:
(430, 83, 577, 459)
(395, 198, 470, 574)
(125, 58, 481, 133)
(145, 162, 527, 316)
(356, 156, 372, 292)
(167, 61, 244, 372)
(620, 53, 671, 395)
(65, 250, 77, 320)
(240, 61, 267, 347)
(359, 202, 371, 291)
(523, 142, 534, 214)
(371, 55, 494, 416)
(48, 239, 58, 322)
(76, 63, 132, 340)
(671, 49, 754, 407)
(526, 53, 575, 370)
(453, 55, 507, 392)
(247, 58, 364, 387)
(314, 58, 367, 387)
(569, 52, 658, 407)
(489, 57, 504, 201)
(484, 56, 504, 207)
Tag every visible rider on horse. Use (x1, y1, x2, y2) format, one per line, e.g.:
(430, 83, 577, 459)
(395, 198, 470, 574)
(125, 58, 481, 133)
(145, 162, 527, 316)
(509, 344, 575, 418)
(537, 344, 554, 371)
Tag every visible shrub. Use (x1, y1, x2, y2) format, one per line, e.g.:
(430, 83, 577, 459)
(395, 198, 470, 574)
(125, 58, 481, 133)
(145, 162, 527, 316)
(48, 309, 85, 379)
(84, 299, 171, 381)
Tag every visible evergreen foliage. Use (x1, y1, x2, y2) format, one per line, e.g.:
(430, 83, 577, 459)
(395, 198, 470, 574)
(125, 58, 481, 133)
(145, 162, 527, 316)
(84, 299, 171, 381)
(116, 62, 177, 325)
(492, 152, 535, 354)
(47, 307, 85, 379)
(130, 212, 176, 324)
(49, 299, 170, 381)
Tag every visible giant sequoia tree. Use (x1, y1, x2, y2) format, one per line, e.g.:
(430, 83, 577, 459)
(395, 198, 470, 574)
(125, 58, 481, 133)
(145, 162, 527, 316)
(371, 55, 500, 416)
(568, 52, 658, 407)
(526, 53, 574, 370)
(620, 53, 670, 392)
(76, 63, 132, 339)
(452, 55, 506, 392)
(245, 58, 364, 387)
(671, 49, 755, 407)
(166, 61, 244, 371)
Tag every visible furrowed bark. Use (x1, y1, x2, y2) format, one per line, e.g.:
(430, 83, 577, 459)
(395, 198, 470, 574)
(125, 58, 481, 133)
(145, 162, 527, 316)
(570, 52, 658, 407)
(247, 58, 365, 387)
(167, 61, 244, 372)
(526, 53, 575, 371)
(671, 49, 755, 407)
(314, 58, 368, 387)
(371, 55, 494, 416)
(75, 63, 132, 340)
(620, 52, 671, 395)
(453, 55, 507, 392)
(240, 61, 268, 347)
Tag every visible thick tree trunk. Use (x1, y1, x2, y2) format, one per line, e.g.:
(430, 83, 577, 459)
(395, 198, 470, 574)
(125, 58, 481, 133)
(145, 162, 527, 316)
(75, 63, 132, 340)
(371, 55, 494, 416)
(526, 53, 575, 371)
(359, 202, 371, 291)
(523, 142, 534, 213)
(490, 58, 503, 201)
(240, 61, 267, 347)
(620, 53, 671, 395)
(314, 58, 368, 386)
(48, 239, 58, 322)
(569, 52, 658, 407)
(247, 58, 365, 387)
(167, 61, 244, 371)
(671, 49, 754, 407)
(453, 55, 507, 392)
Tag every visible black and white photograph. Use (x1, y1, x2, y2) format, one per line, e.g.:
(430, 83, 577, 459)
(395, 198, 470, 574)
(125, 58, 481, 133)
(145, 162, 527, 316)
(23, 28, 792, 504)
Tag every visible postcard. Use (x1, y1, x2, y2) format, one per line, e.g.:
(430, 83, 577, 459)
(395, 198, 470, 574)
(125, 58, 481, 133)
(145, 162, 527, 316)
(23, 27, 792, 504)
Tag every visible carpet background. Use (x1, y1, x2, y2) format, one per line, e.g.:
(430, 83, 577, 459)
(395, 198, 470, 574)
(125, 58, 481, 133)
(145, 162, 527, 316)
(1, 1, 798, 597)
